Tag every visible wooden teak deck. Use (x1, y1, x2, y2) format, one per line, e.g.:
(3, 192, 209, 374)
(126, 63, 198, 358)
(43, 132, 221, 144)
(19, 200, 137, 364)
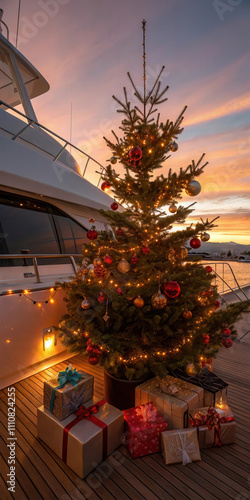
(0, 342, 250, 500)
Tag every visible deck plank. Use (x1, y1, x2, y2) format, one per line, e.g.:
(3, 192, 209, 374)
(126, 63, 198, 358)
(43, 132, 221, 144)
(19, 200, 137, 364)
(0, 341, 249, 499)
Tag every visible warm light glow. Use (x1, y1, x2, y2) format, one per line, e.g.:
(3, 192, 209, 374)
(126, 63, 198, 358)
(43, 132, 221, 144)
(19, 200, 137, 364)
(6, 339, 11, 343)
(44, 336, 53, 349)
(24, 289, 29, 295)
(37, 302, 42, 307)
(8, 290, 12, 294)
(49, 298, 54, 304)
(50, 288, 54, 292)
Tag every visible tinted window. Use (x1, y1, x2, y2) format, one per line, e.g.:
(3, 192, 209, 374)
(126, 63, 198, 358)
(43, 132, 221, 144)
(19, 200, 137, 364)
(0, 193, 88, 266)
(53, 213, 88, 254)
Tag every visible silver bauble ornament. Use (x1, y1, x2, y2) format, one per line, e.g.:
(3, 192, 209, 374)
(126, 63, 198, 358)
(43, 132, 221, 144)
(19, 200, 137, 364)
(81, 298, 91, 310)
(201, 232, 210, 242)
(169, 204, 177, 214)
(110, 156, 117, 164)
(87, 264, 94, 275)
(185, 180, 201, 197)
(185, 362, 197, 377)
(170, 141, 178, 152)
(151, 292, 167, 309)
(117, 259, 130, 273)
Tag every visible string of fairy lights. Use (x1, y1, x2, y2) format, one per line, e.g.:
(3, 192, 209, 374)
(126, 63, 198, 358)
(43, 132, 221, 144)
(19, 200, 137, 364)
(6, 287, 58, 306)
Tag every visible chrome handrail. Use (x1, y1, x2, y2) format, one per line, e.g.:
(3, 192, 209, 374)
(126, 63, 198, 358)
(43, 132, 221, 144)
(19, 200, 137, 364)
(0, 100, 105, 181)
(201, 261, 249, 302)
(0, 253, 82, 289)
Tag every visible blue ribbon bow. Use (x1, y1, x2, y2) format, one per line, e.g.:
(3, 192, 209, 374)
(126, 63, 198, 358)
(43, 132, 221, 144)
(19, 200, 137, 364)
(49, 365, 83, 413)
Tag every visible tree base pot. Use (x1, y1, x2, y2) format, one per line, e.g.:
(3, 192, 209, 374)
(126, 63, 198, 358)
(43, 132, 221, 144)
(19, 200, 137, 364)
(104, 370, 146, 410)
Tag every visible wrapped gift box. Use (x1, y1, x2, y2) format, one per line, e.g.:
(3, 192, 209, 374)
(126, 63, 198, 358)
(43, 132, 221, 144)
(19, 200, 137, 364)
(161, 428, 201, 465)
(123, 402, 168, 458)
(37, 398, 124, 478)
(135, 376, 203, 430)
(170, 368, 228, 407)
(44, 364, 93, 420)
(189, 406, 236, 449)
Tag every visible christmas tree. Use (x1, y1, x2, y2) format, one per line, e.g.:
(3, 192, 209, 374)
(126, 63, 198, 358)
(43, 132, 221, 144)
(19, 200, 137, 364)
(58, 21, 249, 381)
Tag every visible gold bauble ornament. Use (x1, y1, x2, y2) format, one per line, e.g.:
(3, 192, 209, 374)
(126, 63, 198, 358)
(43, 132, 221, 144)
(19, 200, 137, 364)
(133, 296, 144, 309)
(182, 310, 192, 319)
(117, 259, 130, 273)
(169, 204, 177, 214)
(185, 362, 197, 377)
(93, 258, 102, 267)
(185, 180, 201, 197)
(151, 292, 167, 309)
(81, 298, 91, 310)
(201, 232, 210, 242)
(167, 248, 176, 263)
(110, 156, 117, 164)
(89, 218, 95, 224)
(180, 246, 188, 259)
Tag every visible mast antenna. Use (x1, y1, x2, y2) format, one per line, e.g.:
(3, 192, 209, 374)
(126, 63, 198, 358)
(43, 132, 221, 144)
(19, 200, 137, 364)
(142, 19, 146, 117)
(16, 0, 21, 48)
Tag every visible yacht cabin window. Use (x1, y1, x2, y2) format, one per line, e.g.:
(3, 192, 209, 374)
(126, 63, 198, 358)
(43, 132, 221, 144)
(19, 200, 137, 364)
(0, 192, 88, 265)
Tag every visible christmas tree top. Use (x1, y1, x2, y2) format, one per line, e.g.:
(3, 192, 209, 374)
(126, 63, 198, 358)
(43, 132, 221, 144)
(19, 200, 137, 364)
(58, 20, 249, 380)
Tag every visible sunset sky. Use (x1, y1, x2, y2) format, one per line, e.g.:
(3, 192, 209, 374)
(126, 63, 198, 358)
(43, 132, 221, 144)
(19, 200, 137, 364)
(2, 0, 250, 244)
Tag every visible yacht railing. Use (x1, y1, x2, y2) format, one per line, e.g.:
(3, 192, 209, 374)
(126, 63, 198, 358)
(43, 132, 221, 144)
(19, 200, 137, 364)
(0, 253, 82, 295)
(0, 100, 105, 184)
(201, 261, 249, 303)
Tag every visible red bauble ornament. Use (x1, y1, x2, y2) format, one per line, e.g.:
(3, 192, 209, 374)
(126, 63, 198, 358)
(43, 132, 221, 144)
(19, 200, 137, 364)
(92, 346, 102, 357)
(141, 245, 150, 255)
(101, 181, 111, 192)
(222, 338, 233, 348)
(203, 334, 210, 344)
(162, 281, 181, 298)
(116, 228, 123, 236)
(221, 328, 231, 337)
(104, 254, 113, 265)
(111, 202, 118, 210)
(131, 159, 141, 167)
(117, 287, 124, 295)
(205, 266, 213, 273)
(86, 345, 94, 354)
(131, 254, 138, 264)
(129, 146, 142, 161)
(86, 339, 92, 346)
(214, 300, 220, 309)
(87, 229, 97, 240)
(88, 355, 100, 365)
(94, 265, 106, 278)
(206, 357, 213, 364)
(98, 292, 106, 303)
(190, 238, 201, 249)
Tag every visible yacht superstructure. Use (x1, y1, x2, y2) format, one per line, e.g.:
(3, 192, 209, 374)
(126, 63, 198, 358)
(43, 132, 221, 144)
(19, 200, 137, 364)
(0, 12, 112, 389)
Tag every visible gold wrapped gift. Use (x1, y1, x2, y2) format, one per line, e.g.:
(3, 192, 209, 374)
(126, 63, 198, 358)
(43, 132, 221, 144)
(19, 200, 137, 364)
(37, 398, 124, 478)
(161, 428, 201, 465)
(43, 365, 93, 420)
(135, 376, 203, 430)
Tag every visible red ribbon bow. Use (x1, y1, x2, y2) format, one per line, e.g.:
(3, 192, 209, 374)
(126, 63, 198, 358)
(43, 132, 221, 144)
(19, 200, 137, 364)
(190, 407, 234, 447)
(62, 399, 107, 463)
(74, 404, 100, 420)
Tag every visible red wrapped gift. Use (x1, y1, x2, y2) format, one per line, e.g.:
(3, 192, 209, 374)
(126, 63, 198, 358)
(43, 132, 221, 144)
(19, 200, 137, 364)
(189, 406, 235, 448)
(123, 402, 168, 458)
